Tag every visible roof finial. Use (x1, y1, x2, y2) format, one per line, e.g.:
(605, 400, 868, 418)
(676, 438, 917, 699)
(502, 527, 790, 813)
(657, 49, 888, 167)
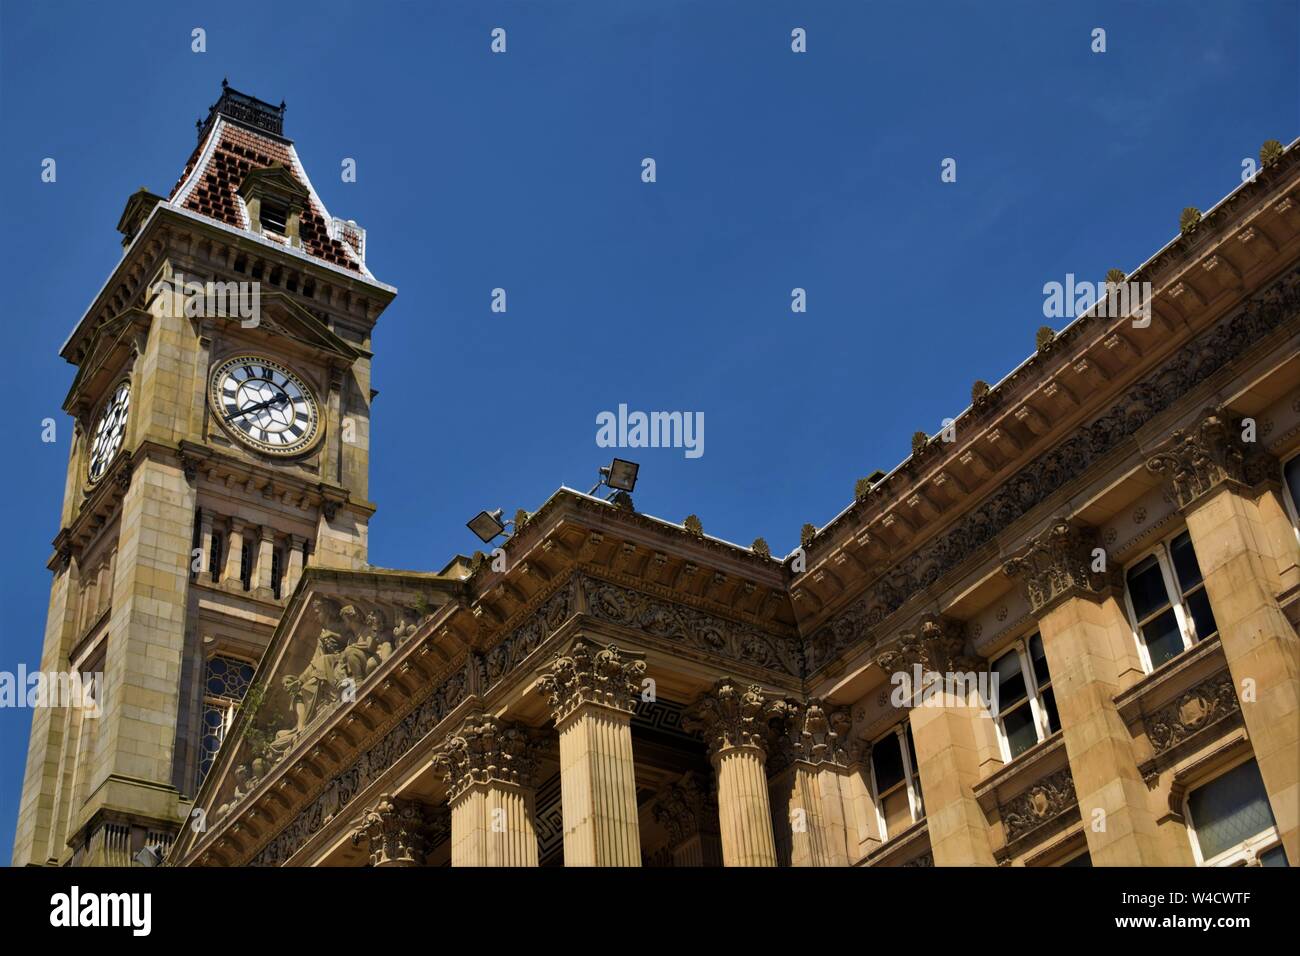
(222, 76, 229, 88)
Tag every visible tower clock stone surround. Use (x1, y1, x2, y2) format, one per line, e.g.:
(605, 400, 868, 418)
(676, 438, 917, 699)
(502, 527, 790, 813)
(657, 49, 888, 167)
(12, 83, 396, 866)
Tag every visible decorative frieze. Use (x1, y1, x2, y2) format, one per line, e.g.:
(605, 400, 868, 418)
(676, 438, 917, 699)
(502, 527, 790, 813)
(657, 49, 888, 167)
(537, 638, 646, 724)
(1000, 766, 1078, 842)
(431, 713, 538, 800)
(1003, 520, 1119, 616)
(349, 793, 431, 867)
(580, 576, 803, 677)
(807, 269, 1300, 673)
(1146, 671, 1240, 756)
(247, 659, 470, 866)
(1145, 406, 1277, 510)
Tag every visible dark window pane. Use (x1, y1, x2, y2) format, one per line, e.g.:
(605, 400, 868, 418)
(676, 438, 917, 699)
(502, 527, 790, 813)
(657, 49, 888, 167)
(872, 732, 905, 794)
(1189, 760, 1277, 861)
(1260, 846, 1289, 868)
(1169, 532, 1204, 591)
(1127, 555, 1170, 621)
(1029, 633, 1051, 687)
(1003, 703, 1038, 758)
(1061, 851, 1092, 867)
(1183, 587, 1218, 642)
(1284, 456, 1300, 524)
(992, 651, 1027, 711)
(1142, 609, 1185, 669)
(1040, 686, 1061, 735)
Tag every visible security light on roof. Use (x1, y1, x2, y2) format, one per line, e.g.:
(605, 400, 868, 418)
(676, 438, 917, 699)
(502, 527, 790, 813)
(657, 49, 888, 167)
(467, 508, 508, 544)
(589, 458, 640, 497)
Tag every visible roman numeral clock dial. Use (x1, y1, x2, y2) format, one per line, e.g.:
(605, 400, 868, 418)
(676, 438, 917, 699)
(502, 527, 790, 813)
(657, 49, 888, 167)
(209, 356, 321, 456)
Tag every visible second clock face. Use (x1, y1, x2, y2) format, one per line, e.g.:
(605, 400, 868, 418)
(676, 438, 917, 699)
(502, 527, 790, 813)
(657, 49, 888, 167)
(210, 356, 320, 456)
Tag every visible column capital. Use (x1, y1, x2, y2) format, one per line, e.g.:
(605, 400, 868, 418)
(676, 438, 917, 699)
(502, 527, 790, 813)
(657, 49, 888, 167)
(349, 793, 431, 866)
(537, 638, 646, 725)
(767, 698, 854, 775)
(1145, 406, 1278, 511)
(431, 712, 538, 801)
(651, 771, 717, 845)
(1003, 520, 1119, 617)
(874, 614, 978, 675)
(684, 678, 785, 760)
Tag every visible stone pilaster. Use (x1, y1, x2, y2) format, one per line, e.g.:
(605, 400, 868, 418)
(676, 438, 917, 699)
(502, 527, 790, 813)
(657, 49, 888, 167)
(538, 639, 646, 866)
(253, 526, 275, 599)
(195, 508, 214, 579)
(432, 712, 539, 867)
(767, 699, 854, 866)
(651, 772, 722, 866)
(1005, 521, 1191, 865)
(1147, 408, 1299, 864)
(878, 616, 998, 866)
(222, 521, 244, 588)
(350, 793, 430, 867)
(685, 678, 781, 867)
(285, 534, 307, 596)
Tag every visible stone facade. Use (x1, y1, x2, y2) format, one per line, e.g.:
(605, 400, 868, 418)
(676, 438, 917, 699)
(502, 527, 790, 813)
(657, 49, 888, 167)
(17, 89, 1300, 870)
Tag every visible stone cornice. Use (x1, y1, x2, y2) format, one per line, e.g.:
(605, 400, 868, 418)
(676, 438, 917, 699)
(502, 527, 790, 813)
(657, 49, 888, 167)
(804, 265, 1300, 678)
(795, 144, 1300, 575)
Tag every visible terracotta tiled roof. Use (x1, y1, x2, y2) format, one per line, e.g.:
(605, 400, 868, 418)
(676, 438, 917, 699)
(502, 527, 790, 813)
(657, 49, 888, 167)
(169, 118, 364, 274)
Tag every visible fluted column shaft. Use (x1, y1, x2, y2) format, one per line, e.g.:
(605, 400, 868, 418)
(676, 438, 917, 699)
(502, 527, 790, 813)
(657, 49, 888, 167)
(715, 744, 779, 866)
(450, 781, 539, 867)
(556, 701, 641, 866)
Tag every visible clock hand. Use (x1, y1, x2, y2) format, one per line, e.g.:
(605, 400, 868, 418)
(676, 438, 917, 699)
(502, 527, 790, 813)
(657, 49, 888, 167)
(228, 394, 289, 421)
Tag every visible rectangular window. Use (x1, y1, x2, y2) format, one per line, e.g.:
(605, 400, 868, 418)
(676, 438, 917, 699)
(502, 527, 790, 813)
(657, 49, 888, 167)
(260, 197, 289, 235)
(209, 532, 222, 583)
(869, 721, 924, 841)
(1186, 758, 1287, 867)
(1283, 454, 1300, 541)
(271, 547, 283, 600)
(988, 633, 1058, 761)
(198, 655, 256, 787)
(1124, 530, 1216, 671)
(239, 542, 252, 591)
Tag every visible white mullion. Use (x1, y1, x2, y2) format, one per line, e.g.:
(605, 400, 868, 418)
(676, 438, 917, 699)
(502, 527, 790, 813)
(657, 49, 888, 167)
(898, 724, 921, 822)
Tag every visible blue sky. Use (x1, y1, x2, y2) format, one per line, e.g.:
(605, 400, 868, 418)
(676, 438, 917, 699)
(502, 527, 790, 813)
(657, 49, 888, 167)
(0, 0, 1295, 863)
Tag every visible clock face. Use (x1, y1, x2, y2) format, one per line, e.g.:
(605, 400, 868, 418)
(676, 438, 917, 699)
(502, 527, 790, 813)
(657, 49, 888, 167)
(87, 381, 130, 483)
(209, 356, 320, 456)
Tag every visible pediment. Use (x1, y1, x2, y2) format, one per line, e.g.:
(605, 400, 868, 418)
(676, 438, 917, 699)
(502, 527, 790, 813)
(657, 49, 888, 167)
(240, 291, 368, 362)
(62, 309, 150, 415)
(237, 163, 309, 204)
(193, 568, 461, 840)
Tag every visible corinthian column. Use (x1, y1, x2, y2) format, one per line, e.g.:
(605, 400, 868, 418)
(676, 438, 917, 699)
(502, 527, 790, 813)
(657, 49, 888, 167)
(767, 699, 854, 866)
(349, 794, 430, 867)
(538, 639, 646, 866)
(651, 772, 722, 866)
(432, 712, 539, 867)
(1147, 407, 1298, 864)
(685, 679, 781, 867)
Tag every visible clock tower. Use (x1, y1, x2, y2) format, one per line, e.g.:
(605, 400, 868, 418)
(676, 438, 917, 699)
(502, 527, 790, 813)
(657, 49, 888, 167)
(12, 83, 396, 866)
